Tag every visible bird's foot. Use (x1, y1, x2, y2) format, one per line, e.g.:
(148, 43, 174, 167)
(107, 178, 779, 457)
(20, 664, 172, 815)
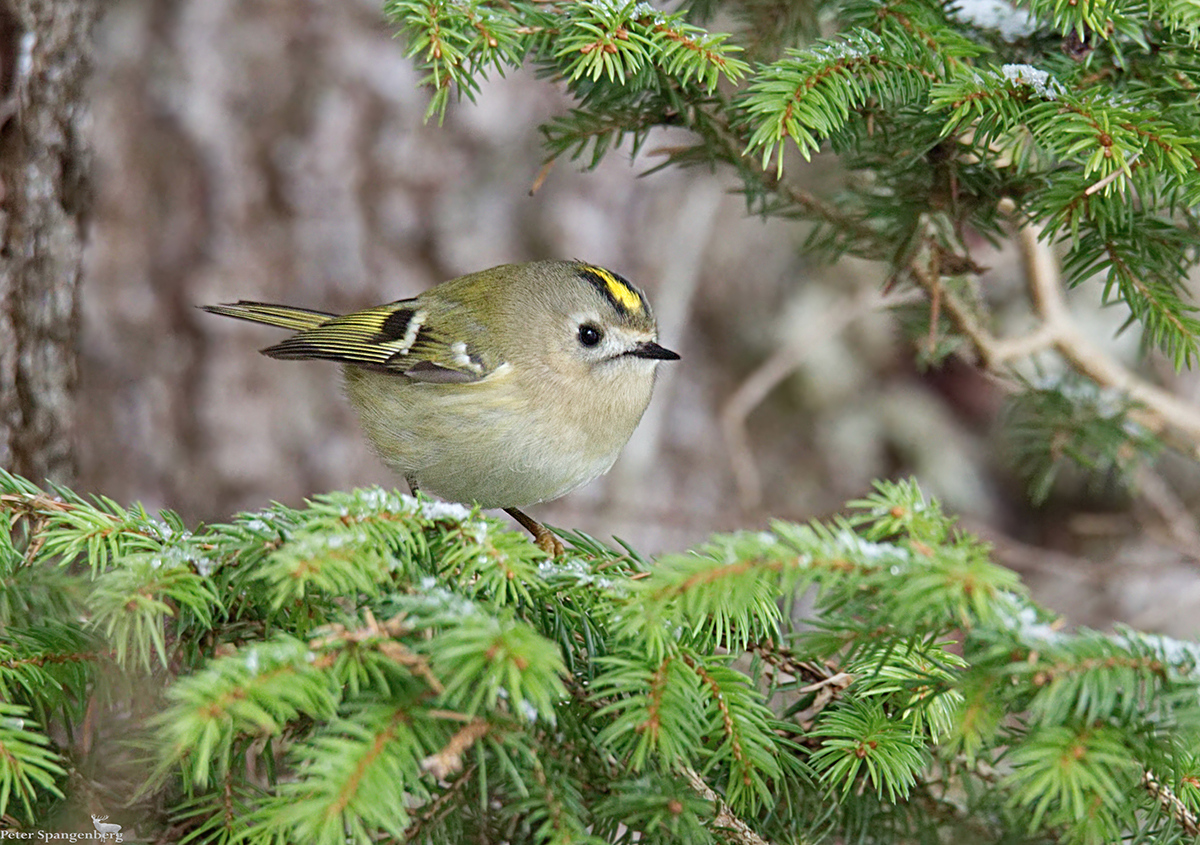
(504, 507, 565, 557)
(533, 525, 565, 557)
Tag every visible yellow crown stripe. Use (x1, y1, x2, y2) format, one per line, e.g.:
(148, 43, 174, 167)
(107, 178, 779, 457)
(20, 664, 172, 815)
(586, 266, 642, 312)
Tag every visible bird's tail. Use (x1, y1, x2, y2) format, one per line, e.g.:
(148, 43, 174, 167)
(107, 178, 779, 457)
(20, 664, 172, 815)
(201, 301, 335, 332)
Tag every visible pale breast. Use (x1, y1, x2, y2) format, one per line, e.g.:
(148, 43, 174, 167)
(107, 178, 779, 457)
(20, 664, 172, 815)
(342, 364, 650, 508)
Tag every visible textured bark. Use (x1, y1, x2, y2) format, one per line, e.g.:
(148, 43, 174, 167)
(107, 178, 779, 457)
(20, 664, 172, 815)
(0, 0, 95, 485)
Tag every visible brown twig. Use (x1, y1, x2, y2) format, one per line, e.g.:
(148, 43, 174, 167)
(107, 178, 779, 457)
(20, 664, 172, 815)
(680, 765, 776, 845)
(420, 719, 490, 779)
(752, 642, 853, 729)
(906, 259, 1051, 369)
(1143, 769, 1200, 837)
(907, 222, 1200, 459)
(402, 763, 478, 841)
(1017, 223, 1200, 454)
(1084, 152, 1139, 196)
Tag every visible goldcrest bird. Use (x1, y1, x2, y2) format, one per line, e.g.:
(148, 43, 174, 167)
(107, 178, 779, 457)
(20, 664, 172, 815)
(203, 260, 680, 555)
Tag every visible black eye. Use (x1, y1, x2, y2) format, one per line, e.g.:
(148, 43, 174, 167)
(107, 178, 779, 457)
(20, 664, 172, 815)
(577, 323, 603, 347)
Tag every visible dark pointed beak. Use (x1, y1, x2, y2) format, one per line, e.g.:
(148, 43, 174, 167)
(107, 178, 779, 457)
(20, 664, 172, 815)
(630, 341, 681, 361)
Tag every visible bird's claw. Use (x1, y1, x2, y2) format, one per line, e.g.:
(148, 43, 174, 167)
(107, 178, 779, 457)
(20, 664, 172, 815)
(533, 526, 565, 557)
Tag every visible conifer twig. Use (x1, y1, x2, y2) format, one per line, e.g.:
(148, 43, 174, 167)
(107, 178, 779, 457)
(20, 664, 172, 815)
(1142, 769, 1200, 837)
(420, 719, 490, 779)
(402, 764, 477, 841)
(680, 765, 775, 845)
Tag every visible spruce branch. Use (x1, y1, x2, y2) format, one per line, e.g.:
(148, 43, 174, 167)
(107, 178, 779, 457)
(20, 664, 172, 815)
(807, 698, 929, 802)
(308, 609, 444, 694)
(385, 0, 747, 122)
(3, 468, 1199, 840)
(742, 29, 948, 172)
(0, 703, 66, 824)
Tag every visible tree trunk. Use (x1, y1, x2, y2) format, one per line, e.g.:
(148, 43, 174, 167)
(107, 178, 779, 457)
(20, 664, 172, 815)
(0, 0, 95, 485)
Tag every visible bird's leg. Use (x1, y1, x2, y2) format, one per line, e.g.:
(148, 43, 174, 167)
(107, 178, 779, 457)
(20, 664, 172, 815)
(504, 507, 564, 557)
(409, 478, 562, 557)
(406, 476, 420, 497)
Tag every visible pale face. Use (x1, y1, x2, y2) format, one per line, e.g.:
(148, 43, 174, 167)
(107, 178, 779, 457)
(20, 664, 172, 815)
(567, 309, 662, 369)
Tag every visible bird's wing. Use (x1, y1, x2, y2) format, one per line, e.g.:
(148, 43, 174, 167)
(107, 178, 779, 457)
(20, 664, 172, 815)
(205, 299, 497, 383)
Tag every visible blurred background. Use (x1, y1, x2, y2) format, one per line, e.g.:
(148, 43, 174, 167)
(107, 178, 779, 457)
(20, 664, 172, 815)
(76, 0, 1200, 634)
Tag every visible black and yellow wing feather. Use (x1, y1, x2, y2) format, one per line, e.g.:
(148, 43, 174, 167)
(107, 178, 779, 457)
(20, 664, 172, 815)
(202, 301, 336, 333)
(201, 299, 493, 383)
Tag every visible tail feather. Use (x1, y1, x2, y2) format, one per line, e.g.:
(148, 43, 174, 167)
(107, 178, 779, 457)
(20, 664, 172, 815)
(201, 301, 335, 333)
